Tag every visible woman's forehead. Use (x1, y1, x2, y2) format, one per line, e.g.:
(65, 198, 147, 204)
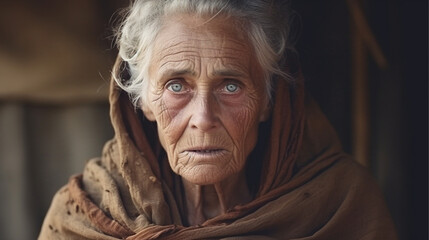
(154, 14, 251, 56)
(150, 15, 256, 78)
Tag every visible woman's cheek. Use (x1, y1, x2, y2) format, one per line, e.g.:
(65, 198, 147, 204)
(228, 98, 259, 131)
(157, 92, 189, 127)
(228, 100, 261, 159)
(156, 92, 192, 154)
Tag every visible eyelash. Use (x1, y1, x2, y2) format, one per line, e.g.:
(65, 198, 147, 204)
(222, 83, 241, 94)
(167, 83, 183, 92)
(166, 79, 187, 93)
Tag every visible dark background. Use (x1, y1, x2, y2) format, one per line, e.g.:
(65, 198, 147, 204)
(0, 0, 426, 239)
(293, 0, 427, 239)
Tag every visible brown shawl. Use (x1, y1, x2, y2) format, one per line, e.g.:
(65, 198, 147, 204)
(39, 57, 397, 239)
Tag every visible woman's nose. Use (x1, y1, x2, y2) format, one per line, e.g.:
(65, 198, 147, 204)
(188, 93, 219, 131)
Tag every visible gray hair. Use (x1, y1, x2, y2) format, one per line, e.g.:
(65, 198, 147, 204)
(113, 0, 294, 106)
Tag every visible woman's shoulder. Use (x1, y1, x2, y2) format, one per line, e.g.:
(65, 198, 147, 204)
(38, 177, 115, 240)
(300, 157, 398, 239)
(38, 158, 133, 240)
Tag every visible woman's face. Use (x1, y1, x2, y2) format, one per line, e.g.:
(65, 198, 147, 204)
(143, 14, 269, 185)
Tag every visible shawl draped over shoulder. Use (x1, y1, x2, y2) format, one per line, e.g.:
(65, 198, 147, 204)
(39, 56, 398, 239)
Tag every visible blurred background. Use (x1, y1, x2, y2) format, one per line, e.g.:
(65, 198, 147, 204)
(0, 0, 426, 239)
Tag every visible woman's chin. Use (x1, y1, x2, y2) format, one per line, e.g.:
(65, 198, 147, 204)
(178, 165, 232, 185)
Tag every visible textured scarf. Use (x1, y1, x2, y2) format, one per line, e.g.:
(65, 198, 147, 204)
(39, 57, 397, 239)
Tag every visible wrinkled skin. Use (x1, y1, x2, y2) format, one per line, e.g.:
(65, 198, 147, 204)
(142, 14, 269, 225)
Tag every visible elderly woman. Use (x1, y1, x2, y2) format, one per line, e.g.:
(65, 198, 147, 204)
(39, 0, 397, 239)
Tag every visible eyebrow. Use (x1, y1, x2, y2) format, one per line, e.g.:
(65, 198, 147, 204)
(212, 69, 247, 78)
(161, 68, 197, 77)
(160, 68, 247, 79)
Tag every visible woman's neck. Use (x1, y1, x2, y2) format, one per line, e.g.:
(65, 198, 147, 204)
(182, 170, 252, 226)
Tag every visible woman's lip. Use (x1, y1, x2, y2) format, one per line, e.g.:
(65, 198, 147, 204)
(183, 148, 228, 153)
(181, 149, 230, 162)
(186, 149, 224, 152)
(184, 149, 229, 158)
(187, 150, 222, 154)
(184, 147, 226, 152)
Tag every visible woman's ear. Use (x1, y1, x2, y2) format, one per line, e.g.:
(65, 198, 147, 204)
(141, 101, 156, 121)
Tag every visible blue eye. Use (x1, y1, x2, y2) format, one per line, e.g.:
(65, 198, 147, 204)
(225, 83, 239, 93)
(167, 83, 183, 92)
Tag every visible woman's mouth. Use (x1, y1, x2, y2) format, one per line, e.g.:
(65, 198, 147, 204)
(188, 149, 224, 154)
(183, 148, 229, 159)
